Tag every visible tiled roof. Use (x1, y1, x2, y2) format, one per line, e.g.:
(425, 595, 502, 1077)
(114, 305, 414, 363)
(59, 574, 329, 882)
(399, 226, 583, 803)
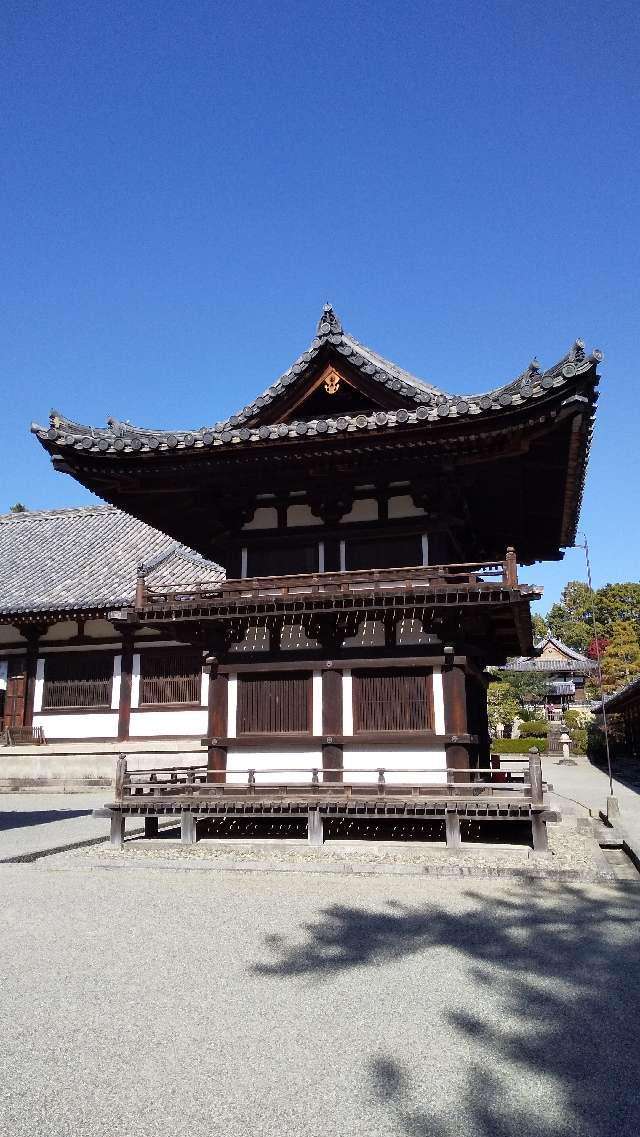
(31, 305, 602, 457)
(502, 633, 596, 674)
(0, 506, 224, 617)
(600, 674, 640, 713)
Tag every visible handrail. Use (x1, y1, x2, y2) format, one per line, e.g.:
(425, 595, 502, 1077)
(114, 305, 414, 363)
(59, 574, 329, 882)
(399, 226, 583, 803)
(114, 750, 545, 804)
(135, 550, 518, 610)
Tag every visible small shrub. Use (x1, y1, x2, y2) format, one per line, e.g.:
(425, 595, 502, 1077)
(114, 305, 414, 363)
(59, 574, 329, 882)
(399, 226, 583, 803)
(492, 737, 547, 754)
(519, 720, 549, 738)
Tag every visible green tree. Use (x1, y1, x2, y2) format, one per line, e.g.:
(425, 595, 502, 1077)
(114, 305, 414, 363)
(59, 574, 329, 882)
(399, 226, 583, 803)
(9, 503, 27, 513)
(596, 583, 640, 641)
(531, 613, 548, 642)
(601, 621, 640, 694)
(547, 580, 597, 652)
(487, 681, 519, 734)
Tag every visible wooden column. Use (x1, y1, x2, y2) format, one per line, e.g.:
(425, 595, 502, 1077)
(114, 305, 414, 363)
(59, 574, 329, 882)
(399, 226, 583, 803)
(308, 810, 324, 846)
(22, 625, 48, 729)
(117, 629, 134, 742)
(322, 666, 343, 783)
(443, 659, 469, 783)
(206, 655, 228, 783)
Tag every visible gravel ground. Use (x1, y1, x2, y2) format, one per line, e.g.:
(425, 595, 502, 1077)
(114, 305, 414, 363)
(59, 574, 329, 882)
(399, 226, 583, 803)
(0, 793, 108, 861)
(75, 818, 612, 880)
(1, 792, 638, 1136)
(2, 864, 640, 1137)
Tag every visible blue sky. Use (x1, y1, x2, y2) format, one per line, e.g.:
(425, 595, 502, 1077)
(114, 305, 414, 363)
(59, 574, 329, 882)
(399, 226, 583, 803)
(2, 0, 638, 615)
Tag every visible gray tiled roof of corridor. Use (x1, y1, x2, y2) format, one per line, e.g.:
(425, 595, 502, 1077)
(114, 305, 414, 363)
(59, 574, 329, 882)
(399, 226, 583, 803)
(0, 505, 223, 616)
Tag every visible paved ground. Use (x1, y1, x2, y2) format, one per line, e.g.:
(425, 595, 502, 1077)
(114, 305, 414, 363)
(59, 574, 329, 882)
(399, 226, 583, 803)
(2, 771, 640, 1137)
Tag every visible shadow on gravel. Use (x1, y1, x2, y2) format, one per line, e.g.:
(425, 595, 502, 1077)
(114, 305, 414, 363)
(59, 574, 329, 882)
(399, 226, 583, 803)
(254, 886, 640, 1137)
(0, 808, 92, 831)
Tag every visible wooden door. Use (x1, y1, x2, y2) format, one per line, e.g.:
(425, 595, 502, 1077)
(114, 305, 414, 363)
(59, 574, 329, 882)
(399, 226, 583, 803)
(3, 657, 27, 728)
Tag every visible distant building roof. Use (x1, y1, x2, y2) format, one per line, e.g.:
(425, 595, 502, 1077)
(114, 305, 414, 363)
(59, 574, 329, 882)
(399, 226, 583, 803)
(502, 632, 596, 674)
(600, 674, 640, 714)
(0, 505, 223, 619)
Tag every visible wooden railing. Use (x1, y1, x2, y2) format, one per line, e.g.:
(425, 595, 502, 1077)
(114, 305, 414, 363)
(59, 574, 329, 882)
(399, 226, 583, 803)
(135, 548, 519, 610)
(0, 725, 46, 746)
(113, 749, 545, 805)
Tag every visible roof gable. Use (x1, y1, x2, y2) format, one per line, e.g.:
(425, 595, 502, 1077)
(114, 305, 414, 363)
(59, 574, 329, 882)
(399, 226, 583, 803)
(222, 304, 442, 428)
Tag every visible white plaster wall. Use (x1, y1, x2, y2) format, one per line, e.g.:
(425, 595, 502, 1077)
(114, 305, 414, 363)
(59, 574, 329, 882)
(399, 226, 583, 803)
(342, 671, 353, 735)
(343, 746, 447, 785)
(33, 712, 119, 739)
(111, 655, 122, 710)
(41, 621, 78, 642)
(343, 619, 385, 648)
(226, 748, 323, 784)
(312, 671, 322, 735)
(131, 654, 141, 708)
(280, 623, 318, 650)
(227, 674, 238, 737)
(33, 659, 45, 712)
(340, 498, 378, 523)
(231, 625, 269, 652)
(128, 709, 207, 737)
(243, 506, 278, 530)
(0, 626, 26, 645)
(432, 666, 445, 734)
(396, 618, 429, 646)
(85, 619, 118, 639)
(388, 494, 425, 518)
(200, 668, 209, 707)
(287, 504, 322, 527)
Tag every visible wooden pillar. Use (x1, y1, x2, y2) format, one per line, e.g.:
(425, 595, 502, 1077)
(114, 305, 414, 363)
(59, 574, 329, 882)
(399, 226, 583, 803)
(445, 810, 461, 850)
(322, 666, 343, 783)
(110, 813, 125, 848)
(117, 629, 134, 742)
(23, 625, 46, 729)
(308, 810, 324, 846)
(181, 810, 196, 845)
(144, 816, 159, 838)
(206, 656, 228, 783)
(531, 814, 548, 852)
(443, 659, 469, 784)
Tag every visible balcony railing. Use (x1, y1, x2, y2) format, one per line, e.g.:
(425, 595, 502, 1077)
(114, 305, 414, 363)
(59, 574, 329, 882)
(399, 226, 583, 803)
(135, 548, 519, 611)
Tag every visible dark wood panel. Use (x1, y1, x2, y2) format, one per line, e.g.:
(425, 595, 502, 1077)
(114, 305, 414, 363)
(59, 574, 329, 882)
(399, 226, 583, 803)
(237, 672, 311, 733)
(353, 668, 433, 732)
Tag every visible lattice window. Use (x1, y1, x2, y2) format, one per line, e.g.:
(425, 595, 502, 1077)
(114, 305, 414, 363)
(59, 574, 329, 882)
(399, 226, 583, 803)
(353, 669, 433, 732)
(140, 650, 203, 705)
(237, 672, 311, 733)
(43, 653, 113, 710)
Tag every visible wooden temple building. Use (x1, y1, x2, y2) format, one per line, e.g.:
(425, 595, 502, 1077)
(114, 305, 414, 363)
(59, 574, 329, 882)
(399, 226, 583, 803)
(501, 632, 597, 717)
(17, 305, 601, 846)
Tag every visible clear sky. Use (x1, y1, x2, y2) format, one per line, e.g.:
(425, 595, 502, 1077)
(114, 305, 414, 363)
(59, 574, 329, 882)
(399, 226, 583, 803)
(2, 0, 638, 616)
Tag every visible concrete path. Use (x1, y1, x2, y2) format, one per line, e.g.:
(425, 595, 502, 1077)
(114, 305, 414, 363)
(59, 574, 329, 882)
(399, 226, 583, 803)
(544, 754, 640, 846)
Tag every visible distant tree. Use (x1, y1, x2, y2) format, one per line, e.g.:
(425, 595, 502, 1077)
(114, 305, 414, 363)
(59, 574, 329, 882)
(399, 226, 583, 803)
(547, 580, 597, 652)
(601, 622, 640, 694)
(596, 583, 640, 641)
(9, 503, 27, 513)
(531, 613, 547, 642)
(499, 670, 550, 711)
(487, 681, 519, 734)
(586, 636, 609, 660)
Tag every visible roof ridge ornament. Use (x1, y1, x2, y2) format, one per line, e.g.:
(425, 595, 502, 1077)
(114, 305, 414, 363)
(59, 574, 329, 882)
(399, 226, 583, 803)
(316, 303, 343, 338)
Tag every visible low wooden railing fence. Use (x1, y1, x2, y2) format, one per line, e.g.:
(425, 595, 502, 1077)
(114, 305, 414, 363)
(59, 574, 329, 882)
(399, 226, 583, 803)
(135, 549, 519, 610)
(113, 750, 545, 805)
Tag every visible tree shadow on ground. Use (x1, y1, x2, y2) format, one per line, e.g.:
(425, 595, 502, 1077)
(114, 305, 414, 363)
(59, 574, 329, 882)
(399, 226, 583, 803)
(253, 885, 640, 1136)
(0, 808, 92, 831)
